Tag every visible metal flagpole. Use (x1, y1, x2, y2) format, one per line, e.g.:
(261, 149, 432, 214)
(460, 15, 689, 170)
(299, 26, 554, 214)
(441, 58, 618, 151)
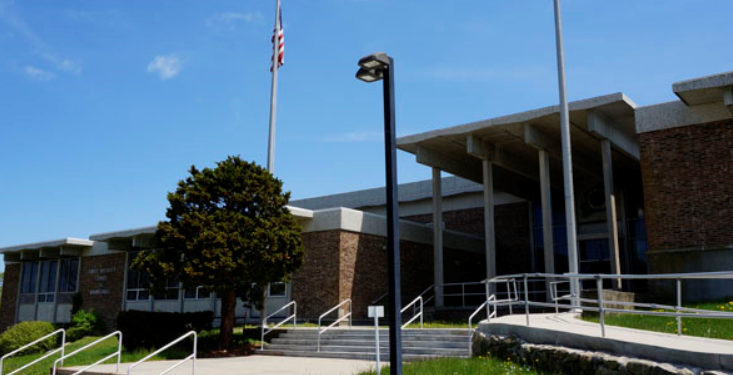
(552, 0, 580, 305)
(267, 0, 282, 174)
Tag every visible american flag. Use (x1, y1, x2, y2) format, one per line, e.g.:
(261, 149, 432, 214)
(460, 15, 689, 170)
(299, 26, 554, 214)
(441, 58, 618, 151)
(271, 9, 284, 71)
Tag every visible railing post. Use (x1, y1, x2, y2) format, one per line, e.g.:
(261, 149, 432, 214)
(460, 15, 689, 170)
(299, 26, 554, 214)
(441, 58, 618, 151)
(524, 275, 530, 326)
(61, 330, 66, 367)
(462, 284, 466, 307)
(596, 276, 605, 338)
(485, 281, 490, 319)
(261, 318, 266, 351)
(117, 332, 122, 373)
(676, 278, 682, 336)
(508, 280, 514, 315)
(294, 302, 298, 330)
(349, 300, 353, 327)
(420, 297, 424, 329)
(192, 331, 197, 375)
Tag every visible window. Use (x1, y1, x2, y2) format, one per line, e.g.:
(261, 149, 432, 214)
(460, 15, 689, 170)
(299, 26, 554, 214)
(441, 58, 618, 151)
(38, 260, 58, 303)
(184, 286, 211, 299)
(21, 262, 39, 294)
(126, 251, 150, 301)
(58, 258, 79, 293)
(154, 278, 180, 300)
(269, 282, 286, 297)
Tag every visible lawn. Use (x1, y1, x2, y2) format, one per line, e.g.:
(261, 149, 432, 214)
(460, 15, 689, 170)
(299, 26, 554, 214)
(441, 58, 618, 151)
(0, 336, 188, 375)
(581, 300, 733, 341)
(1, 328, 261, 375)
(356, 357, 551, 375)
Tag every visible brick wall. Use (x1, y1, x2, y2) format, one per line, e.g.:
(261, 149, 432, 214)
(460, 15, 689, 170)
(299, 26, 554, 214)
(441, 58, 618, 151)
(291, 231, 341, 319)
(294, 229, 489, 320)
(79, 253, 126, 329)
(640, 118, 733, 252)
(0, 263, 21, 332)
(405, 202, 533, 276)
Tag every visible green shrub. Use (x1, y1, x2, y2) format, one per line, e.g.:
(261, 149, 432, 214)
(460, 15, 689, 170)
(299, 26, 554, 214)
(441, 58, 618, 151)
(0, 321, 57, 355)
(117, 310, 213, 350)
(67, 309, 107, 342)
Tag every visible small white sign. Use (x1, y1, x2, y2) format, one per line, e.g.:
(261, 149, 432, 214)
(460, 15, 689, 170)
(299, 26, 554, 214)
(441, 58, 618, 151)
(368, 305, 384, 318)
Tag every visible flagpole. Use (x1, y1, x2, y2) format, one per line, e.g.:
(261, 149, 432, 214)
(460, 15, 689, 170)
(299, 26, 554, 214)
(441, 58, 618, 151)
(267, 0, 281, 174)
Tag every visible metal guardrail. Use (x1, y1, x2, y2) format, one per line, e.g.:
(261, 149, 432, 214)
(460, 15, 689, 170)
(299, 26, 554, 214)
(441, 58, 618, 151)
(52, 331, 122, 375)
(484, 271, 733, 338)
(261, 301, 297, 349)
(317, 299, 352, 352)
(1, 328, 66, 375)
(468, 295, 496, 356)
(127, 330, 197, 375)
(401, 296, 423, 329)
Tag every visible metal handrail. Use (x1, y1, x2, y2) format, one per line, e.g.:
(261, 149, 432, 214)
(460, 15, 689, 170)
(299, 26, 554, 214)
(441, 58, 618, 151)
(468, 295, 496, 355)
(317, 299, 352, 352)
(127, 330, 197, 375)
(52, 331, 122, 375)
(401, 296, 423, 329)
(261, 301, 297, 349)
(483, 272, 733, 338)
(1, 329, 65, 375)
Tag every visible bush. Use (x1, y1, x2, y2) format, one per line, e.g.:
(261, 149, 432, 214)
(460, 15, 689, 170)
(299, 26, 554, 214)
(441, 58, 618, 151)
(67, 309, 107, 342)
(0, 321, 57, 355)
(117, 310, 213, 350)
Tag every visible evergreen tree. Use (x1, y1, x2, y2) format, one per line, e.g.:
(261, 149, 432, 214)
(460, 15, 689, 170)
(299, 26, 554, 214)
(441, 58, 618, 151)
(133, 156, 304, 348)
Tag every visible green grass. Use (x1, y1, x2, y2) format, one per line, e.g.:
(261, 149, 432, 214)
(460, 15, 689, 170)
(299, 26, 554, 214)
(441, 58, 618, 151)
(581, 300, 733, 341)
(1, 336, 190, 375)
(404, 320, 469, 329)
(356, 357, 551, 375)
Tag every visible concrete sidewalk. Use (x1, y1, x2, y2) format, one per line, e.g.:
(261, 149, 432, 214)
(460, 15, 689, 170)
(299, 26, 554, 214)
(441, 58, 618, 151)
(59, 355, 382, 375)
(479, 312, 733, 371)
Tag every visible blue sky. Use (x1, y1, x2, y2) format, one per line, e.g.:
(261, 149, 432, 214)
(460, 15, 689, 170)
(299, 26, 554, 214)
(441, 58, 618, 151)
(1, 0, 732, 267)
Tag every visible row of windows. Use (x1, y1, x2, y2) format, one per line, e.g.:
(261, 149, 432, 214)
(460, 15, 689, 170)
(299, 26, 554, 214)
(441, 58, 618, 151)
(125, 251, 286, 301)
(20, 258, 80, 302)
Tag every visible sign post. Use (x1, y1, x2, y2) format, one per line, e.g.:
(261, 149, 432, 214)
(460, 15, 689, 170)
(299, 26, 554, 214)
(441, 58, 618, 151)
(368, 305, 384, 373)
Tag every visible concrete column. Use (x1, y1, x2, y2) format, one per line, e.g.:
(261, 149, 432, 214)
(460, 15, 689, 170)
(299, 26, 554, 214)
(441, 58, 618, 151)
(52, 258, 62, 323)
(539, 150, 555, 301)
(432, 168, 444, 307)
(601, 139, 622, 289)
(483, 160, 497, 282)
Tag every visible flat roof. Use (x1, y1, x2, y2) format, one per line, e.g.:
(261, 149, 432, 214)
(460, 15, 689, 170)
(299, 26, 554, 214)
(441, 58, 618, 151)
(0, 238, 94, 254)
(673, 70, 733, 106)
(291, 176, 481, 211)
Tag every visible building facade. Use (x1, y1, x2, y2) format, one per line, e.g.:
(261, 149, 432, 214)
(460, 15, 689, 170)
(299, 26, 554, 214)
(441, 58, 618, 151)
(1, 70, 732, 331)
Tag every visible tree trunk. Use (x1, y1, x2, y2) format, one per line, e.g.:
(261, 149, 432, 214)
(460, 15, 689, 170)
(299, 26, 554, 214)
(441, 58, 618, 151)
(219, 290, 236, 349)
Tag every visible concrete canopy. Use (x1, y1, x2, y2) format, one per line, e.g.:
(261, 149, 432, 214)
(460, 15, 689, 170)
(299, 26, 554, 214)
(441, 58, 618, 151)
(0, 238, 94, 262)
(673, 70, 733, 106)
(396, 93, 641, 203)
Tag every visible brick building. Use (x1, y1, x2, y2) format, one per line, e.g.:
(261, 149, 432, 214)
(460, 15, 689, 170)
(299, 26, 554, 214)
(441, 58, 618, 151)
(1, 70, 732, 331)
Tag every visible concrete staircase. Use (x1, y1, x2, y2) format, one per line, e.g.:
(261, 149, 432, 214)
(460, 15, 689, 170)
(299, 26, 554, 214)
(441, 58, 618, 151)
(257, 328, 470, 361)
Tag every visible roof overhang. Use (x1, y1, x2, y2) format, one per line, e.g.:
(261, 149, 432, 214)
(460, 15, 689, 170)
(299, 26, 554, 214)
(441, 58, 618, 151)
(673, 70, 733, 110)
(0, 238, 94, 254)
(0, 238, 94, 262)
(396, 93, 641, 202)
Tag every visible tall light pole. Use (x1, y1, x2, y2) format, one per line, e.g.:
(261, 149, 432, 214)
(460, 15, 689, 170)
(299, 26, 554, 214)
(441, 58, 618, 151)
(553, 0, 580, 303)
(356, 52, 402, 375)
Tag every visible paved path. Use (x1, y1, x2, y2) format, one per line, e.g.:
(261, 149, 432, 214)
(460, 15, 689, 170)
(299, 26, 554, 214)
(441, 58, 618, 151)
(61, 355, 382, 375)
(480, 312, 733, 370)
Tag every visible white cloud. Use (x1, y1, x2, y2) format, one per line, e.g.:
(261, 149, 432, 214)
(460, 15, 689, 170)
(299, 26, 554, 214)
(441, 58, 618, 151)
(322, 131, 383, 143)
(24, 65, 55, 81)
(206, 12, 263, 31)
(147, 55, 183, 80)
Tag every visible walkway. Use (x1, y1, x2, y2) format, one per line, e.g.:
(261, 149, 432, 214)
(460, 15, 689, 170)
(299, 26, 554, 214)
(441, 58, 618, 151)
(479, 312, 733, 371)
(59, 355, 381, 375)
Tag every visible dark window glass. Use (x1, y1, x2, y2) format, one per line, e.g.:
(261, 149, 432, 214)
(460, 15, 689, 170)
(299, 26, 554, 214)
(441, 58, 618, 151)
(21, 262, 39, 294)
(59, 258, 79, 292)
(269, 283, 286, 297)
(39, 260, 58, 294)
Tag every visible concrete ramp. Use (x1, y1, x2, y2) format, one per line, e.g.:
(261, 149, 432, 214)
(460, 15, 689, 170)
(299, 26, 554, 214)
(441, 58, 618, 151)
(479, 313, 733, 372)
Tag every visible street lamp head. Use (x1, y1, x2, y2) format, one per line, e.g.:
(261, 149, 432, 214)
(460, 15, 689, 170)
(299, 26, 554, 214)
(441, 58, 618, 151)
(356, 52, 391, 83)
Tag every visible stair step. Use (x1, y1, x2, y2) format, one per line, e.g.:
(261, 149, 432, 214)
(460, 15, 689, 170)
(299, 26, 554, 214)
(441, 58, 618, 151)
(271, 338, 468, 349)
(256, 349, 470, 362)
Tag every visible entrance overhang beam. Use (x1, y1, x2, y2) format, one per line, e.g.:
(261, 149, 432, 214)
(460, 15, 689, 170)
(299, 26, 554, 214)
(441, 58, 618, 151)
(587, 110, 640, 161)
(519, 124, 603, 180)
